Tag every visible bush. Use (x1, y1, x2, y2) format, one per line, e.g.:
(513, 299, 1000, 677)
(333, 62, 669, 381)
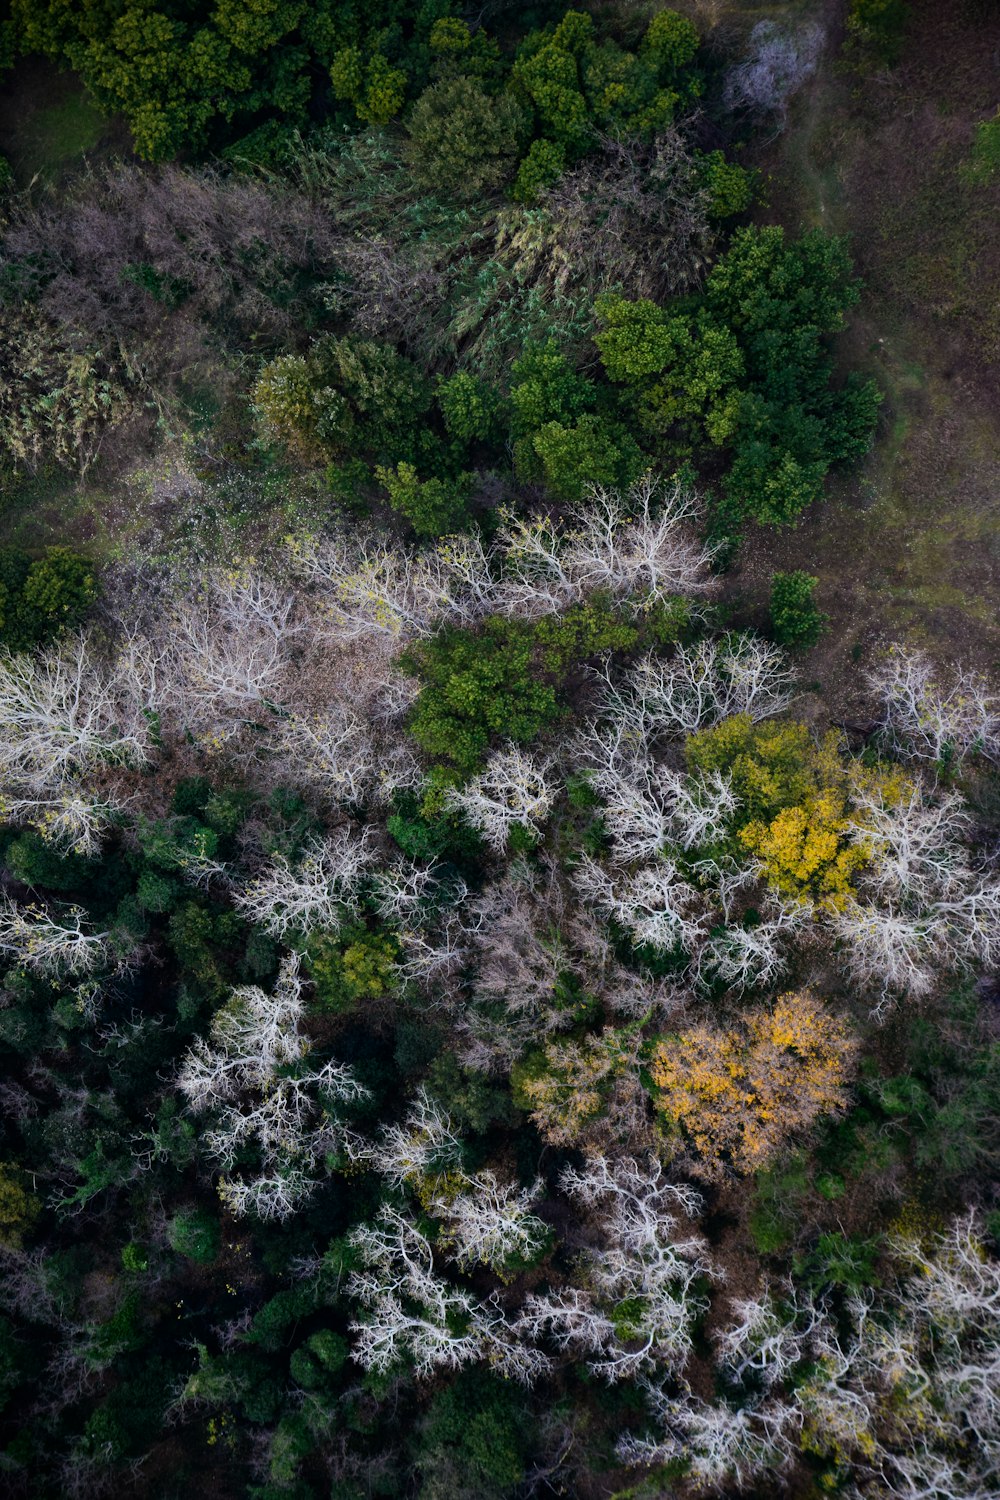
(769, 570, 827, 649)
(405, 76, 529, 198)
(512, 137, 565, 203)
(167, 1206, 221, 1264)
(969, 109, 1000, 181)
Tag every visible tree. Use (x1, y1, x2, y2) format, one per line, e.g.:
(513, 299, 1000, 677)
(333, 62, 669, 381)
(618, 1389, 796, 1490)
(870, 646, 1000, 769)
(512, 1028, 633, 1146)
(0, 896, 121, 976)
(0, 630, 158, 796)
(515, 1154, 711, 1380)
(445, 746, 555, 852)
(234, 829, 375, 939)
(649, 993, 856, 1177)
(176, 956, 368, 1219)
(597, 635, 794, 742)
(346, 1205, 544, 1382)
(162, 570, 299, 744)
(432, 1172, 548, 1275)
(405, 76, 528, 199)
(375, 462, 475, 539)
(0, 547, 98, 653)
(573, 854, 708, 956)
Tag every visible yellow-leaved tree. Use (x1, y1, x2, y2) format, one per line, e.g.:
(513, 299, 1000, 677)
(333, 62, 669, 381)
(649, 992, 856, 1178)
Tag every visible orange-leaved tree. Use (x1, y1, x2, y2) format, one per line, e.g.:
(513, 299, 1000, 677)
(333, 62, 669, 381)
(649, 991, 855, 1177)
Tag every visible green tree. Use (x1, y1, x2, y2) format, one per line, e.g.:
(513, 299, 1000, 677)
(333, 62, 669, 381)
(405, 76, 529, 198)
(375, 462, 474, 538)
(168, 1206, 221, 1264)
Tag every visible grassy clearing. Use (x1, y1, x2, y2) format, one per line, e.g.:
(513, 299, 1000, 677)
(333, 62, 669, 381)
(717, 0, 1000, 695)
(0, 61, 111, 184)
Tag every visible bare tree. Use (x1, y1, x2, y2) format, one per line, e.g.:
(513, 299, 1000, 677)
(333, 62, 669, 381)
(724, 20, 824, 122)
(445, 746, 556, 851)
(0, 897, 121, 976)
(870, 646, 1000, 768)
(517, 1155, 712, 1382)
(161, 570, 300, 744)
(176, 955, 368, 1219)
(234, 828, 375, 939)
(347, 1205, 547, 1381)
(0, 631, 159, 792)
(433, 1171, 548, 1275)
(618, 1389, 797, 1491)
(574, 854, 709, 957)
(598, 634, 793, 743)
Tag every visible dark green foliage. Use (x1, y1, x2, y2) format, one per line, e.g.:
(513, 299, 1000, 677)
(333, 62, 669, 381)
(10, 0, 459, 159)
(305, 922, 400, 1015)
(437, 372, 503, 446)
(255, 336, 432, 463)
(795, 1231, 883, 1294)
(387, 789, 484, 865)
(0, 546, 97, 652)
(769, 570, 827, 649)
(417, 1368, 534, 1497)
(405, 603, 637, 773)
(509, 8, 700, 161)
(167, 1206, 221, 1264)
(845, 0, 909, 67)
(375, 461, 475, 538)
(595, 227, 880, 523)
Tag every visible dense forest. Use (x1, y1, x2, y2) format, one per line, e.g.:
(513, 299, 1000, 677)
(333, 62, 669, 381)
(0, 1, 998, 1497)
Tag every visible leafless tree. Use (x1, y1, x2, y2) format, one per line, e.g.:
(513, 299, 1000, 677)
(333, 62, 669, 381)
(870, 646, 1000, 768)
(0, 897, 121, 976)
(445, 746, 556, 851)
(724, 20, 824, 123)
(517, 1155, 712, 1382)
(234, 829, 375, 939)
(176, 955, 368, 1220)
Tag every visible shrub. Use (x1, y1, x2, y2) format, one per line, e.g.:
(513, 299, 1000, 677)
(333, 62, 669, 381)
(769, 570, 827, 649)
(969, 109, 1000, 181)
(167, 1206, 221, 1264)
(512, 137, 566, 203)
(405, 76, 529, 198)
